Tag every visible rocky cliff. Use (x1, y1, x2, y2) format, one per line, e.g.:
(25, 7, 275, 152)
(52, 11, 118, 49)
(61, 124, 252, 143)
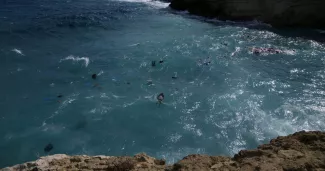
(2, 131, 325, 171)
(169, 0, 325, 28)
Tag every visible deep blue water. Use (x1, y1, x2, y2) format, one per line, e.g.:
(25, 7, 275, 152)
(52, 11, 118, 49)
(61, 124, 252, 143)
(1, 0, 325, 168)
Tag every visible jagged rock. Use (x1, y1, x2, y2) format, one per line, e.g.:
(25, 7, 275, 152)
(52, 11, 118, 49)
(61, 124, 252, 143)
(2, 131, 325, 171)
(169, 0, 325, 28)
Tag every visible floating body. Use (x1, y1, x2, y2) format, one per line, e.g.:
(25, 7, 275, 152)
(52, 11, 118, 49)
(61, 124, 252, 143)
(157, 93, 164, 105)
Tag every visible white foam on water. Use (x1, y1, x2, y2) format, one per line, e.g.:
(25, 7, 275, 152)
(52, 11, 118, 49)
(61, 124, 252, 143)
(114, 0, 169, 8)
(11, 48, 24, 56)
(98, 70, 104, 76)
(41, 123, 66, 134)
(100, 93, 110, 99)
(85, 96, 95, 99)
(60, 55, 90, 67)
(231, 47, 241, 56)
(168, 133, 182, 143)
(157, 147, 206, 164)
(122, 97, 141, 108)
(90, 108, 97, 114)
(282, 49, 296, 55)
(315, 29, 325, 34)
(128, 43, 140, 47)
(112, 94, 126, 99)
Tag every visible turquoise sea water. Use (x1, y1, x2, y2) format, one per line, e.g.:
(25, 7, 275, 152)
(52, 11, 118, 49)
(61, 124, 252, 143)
(1, 0, 325, 167)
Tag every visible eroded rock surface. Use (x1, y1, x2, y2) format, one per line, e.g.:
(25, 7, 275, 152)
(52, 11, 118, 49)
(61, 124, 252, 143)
(2, 131, 325, 171)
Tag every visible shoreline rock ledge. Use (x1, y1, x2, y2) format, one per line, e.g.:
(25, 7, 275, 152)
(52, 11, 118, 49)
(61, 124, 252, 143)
(169, 0, 325, 28)
(2, 131, 325, 171)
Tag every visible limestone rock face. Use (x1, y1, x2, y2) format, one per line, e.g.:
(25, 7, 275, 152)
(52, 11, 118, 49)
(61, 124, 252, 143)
(1, 153, 166, 171)
(2, 131, 325, 171)
(169, 0, 325, 28)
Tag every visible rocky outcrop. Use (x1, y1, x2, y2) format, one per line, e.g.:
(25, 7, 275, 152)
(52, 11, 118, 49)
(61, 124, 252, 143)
(169, 0, 325, 28)
(1, 153, 166, 171)
(2, 131, 325, 171)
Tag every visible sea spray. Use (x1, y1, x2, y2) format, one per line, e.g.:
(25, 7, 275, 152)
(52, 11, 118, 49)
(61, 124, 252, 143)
(60, 55, 90, 67)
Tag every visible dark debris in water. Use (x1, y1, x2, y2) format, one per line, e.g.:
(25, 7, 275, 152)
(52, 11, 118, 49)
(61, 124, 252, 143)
(44, 143, 53, 153)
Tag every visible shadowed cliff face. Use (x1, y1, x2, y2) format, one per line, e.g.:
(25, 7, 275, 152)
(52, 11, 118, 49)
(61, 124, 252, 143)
(170, 0, 325, 28)
(2, 131, 325, 171)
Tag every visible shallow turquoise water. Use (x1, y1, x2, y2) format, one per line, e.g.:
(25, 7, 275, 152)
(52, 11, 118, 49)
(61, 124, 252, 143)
(1, 0, 325, 167)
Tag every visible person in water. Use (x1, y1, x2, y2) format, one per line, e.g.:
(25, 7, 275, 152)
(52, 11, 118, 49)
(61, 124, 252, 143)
(251, 47, 284, 55)
(151, 61, 156, 67)
(91, 74, 101, 88)
(92, 74, 97, 79)
(57, 94, 63, 103)
(157, 93, 164, 105)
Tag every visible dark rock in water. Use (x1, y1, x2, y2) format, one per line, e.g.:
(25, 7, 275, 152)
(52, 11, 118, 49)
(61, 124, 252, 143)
(57, 95, 63, 98)
(151, 61, 156, 67)
(126, 82, 131, 85)
(44, 143, 53, 153)
(169, 0, 325, 28)
(92, 74, 97, 79)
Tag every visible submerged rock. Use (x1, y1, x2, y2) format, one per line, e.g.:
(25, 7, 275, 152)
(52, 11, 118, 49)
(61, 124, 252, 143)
(169, 0, 325, 28)
(2, 131, 325, 171)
